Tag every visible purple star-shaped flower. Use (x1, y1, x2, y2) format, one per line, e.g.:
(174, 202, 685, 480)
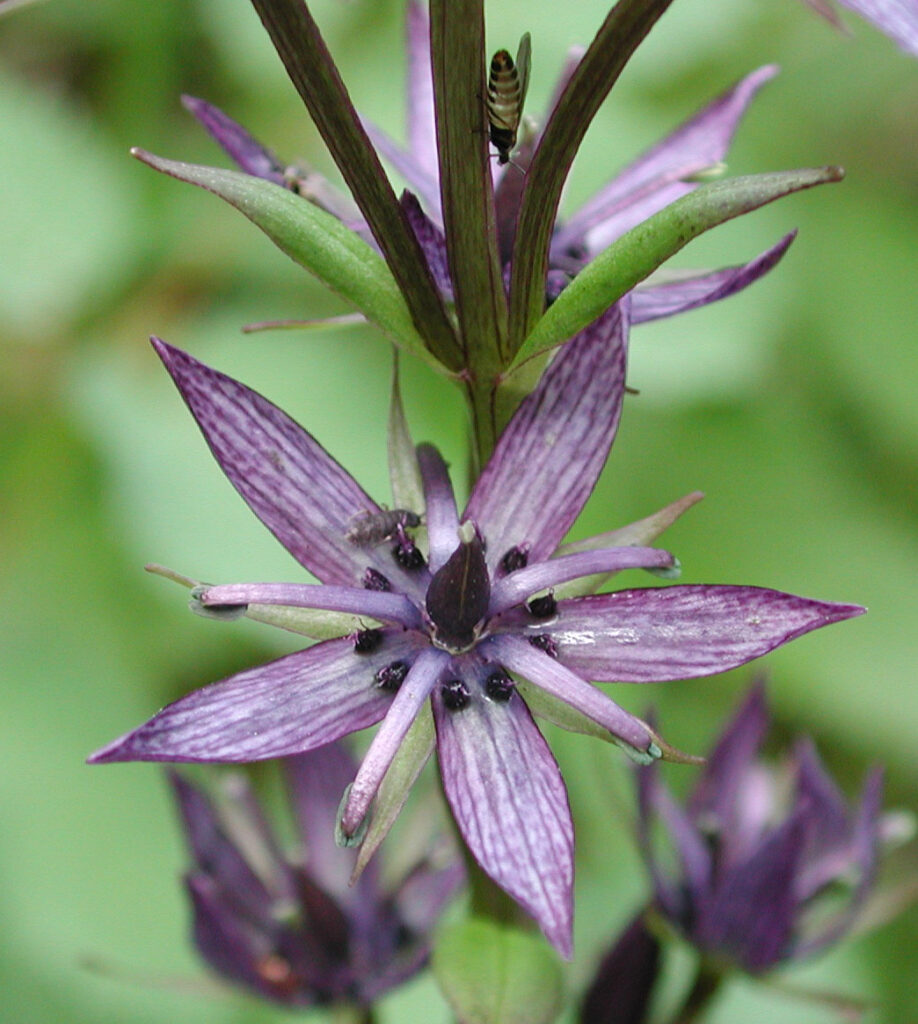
(90, 315, 861, 957)
(171, 742, 462, 1007)
(636, 682, 888, 973)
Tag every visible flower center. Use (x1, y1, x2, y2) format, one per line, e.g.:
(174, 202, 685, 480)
(425, 523, 491, 654)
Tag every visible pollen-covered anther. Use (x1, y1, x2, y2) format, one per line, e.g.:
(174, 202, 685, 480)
(353, 628, 383, 653)
(499, 544, 529, 575)
(374, 660, 410, 692)
(392, 539, 426, 570)
(441, 678, 471, 711)
(485, 669, 515, 702)
(528, 633, 558, 658)
(526, 592, 557, 619)
(363, 567, 392, 592)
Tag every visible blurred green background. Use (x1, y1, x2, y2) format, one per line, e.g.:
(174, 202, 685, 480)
(2, 0, 916, 1021)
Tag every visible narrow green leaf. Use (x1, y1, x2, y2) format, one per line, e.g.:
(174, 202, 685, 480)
(507, 0, 676, 351)
(511, 166, 845, 369)
(133, 150, 447, 371)
(430, 0, 508, 364)
(387, 354, 425, 512)
(433, 919, 564, 1024)
(248, 0, 463, 370)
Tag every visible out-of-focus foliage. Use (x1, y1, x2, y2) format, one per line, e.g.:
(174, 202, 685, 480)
(1, 0, 915, 1021)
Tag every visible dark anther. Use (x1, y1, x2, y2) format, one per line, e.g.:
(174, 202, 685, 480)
(363, 567, 392, 592)
(527, 593, 557, 619)
(353, 628, 383, 654)
(485, 669, 514, 702)
(375, 660, 410, 692)
(392, 540, 426, 570)
(499, 544, 528, 575)
(528, 633, 558, 658)
(441, 678, 470, 711)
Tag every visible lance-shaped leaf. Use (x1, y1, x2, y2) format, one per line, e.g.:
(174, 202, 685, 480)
(507, 0, 677, 350)
(248, 0, 462, 369)
(135, 151, 445, 370)
(510, 166, 844, 369)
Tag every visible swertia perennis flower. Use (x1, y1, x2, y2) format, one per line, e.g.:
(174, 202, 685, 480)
(171, 742, 462, 1008)
(635, 682, 891, 974)
(90, 318, 862, 957)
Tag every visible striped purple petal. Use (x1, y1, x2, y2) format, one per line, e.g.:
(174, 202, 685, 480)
(552, 66, 779, 258)
(465, 303, 628, 572)
(631, 232, 796, 325)
(432, 681, 574, 958)
(154, 339, 424, 591)
(544, 586, 864, 682)
(88, 632, 423, 763)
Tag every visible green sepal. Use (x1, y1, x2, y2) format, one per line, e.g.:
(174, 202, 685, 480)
(132, 149, 447, 372)
(510, 167, 844, 369)
(432, 918, 564, 1024)
(351, 703, 435, 880)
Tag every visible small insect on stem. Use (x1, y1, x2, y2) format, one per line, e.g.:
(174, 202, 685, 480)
(486, 32, 531, 166)
(345, 509, 422, 547)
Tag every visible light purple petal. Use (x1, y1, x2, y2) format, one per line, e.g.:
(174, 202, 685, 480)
(465, 303, 628, 572)
(182, 95, 288, 184)
(340, 648, 447, 836)
(88, 633, 424, 763)
(794, 738, 852, 858)
(542, 586, 864, 682)
(794, 767, 885, 958)
(485, 634, 654, 756)
(821, 0, 918, 56)
(433, 683, 574, 958)
(417, 443, 460, 573)
(489, 546, 675, 615)
(200, 582, 422, 628)
(689, 681, 770, 822)
(630, 232, 796, 325)
(154, 339, 424, 593)
(405, 0, 440, 183)
(552, 66, 779, 257)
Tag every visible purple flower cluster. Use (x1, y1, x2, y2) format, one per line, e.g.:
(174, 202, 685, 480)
(636, 683, 887, 973)
(171, 742, 461, 1007)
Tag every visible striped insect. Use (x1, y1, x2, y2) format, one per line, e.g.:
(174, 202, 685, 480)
(486, 32, 531, 166)
(345, 508, 421, 547)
